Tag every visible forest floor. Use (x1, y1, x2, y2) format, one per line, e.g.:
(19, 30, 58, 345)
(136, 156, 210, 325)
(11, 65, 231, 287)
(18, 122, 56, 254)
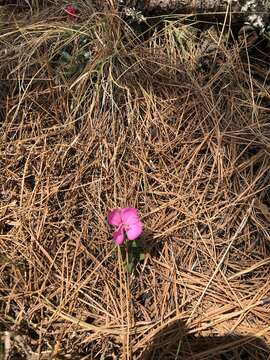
(1, 1, 270, 359)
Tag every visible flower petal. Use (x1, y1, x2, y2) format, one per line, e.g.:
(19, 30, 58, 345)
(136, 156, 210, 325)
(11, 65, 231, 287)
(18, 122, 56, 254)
(64, 5, 76, 20)
(126, 221, 143, 240)
(121, 207, 140, 225)
(107, 209, 122, 226)
(113, 228, 125, 245)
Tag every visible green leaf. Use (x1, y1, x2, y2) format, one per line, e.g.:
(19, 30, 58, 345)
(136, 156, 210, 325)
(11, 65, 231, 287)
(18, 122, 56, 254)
(139, 252, 145, 261)
(126, 261, 134, 273)
(59, 51, 72, 64)
(63, 62, 85, 77)
(121, 240, 145, 274)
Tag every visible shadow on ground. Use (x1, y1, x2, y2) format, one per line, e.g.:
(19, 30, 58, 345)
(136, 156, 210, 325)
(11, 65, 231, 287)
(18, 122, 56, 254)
(140, 320, 270, 360)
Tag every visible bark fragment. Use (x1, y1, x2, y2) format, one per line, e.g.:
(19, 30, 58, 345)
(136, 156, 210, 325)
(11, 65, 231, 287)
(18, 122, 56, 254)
(121, 0, 268, 28)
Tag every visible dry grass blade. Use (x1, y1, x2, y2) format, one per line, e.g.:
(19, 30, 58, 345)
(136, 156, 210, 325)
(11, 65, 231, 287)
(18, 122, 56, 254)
(0, 1, 270, 359)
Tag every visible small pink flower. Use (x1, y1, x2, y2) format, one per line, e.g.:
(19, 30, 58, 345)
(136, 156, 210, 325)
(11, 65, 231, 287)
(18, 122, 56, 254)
(64, 5, 76, 21)
(107, 207, 143, 245)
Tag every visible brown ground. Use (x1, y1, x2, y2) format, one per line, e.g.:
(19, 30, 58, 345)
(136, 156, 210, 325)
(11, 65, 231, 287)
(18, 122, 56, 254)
(0, 1, 270, 359)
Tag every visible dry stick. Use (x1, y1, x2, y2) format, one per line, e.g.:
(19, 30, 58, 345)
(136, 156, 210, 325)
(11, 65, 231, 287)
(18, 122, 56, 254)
(118, 246, 130, 358)
(19, 144, 34, 208)
(4, 331, 11, 360)
(228, 257, 270, 280)
(186, 201, 253, 326)
(212, 0, 231, 66)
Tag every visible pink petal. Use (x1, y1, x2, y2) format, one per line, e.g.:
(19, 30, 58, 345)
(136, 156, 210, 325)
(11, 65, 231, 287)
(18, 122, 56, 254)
(121, 207, 140, 226)
(107, 209, 122, 226)
(113, 228, 125, 245)
(126, 221, 143, 240)
(64, 5, 76, 20)
(65, 5, 75, 13)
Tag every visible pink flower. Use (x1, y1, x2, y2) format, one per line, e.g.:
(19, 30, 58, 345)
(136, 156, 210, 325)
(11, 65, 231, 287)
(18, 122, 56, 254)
(64, 5, 76, 21)
(107, 207, 143, 245)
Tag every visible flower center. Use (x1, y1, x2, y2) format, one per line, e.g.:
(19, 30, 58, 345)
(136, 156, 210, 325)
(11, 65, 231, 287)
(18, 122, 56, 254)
(123, 223, 130, 231)
(116, 223, 130, 232)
